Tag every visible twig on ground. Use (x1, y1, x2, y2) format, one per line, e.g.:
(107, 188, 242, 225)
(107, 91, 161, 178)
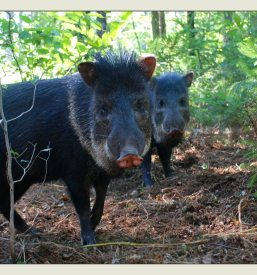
(83, 239, 207, 249)
(138, 202, 149, 220)
(238, 198, 244, 232)
(147, 233, 165, 257)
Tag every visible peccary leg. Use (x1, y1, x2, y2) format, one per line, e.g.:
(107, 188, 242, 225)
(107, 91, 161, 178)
(66, 178, 96, 245)
(142, 148, 153, 187)
(0, 183, 37, 233)
(157, 146, 173, 178)
(91, 173, 110, 231)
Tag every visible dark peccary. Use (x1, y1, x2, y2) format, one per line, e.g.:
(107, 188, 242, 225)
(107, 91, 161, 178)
(0, 50, 156, 244)
(142, 71, 194, 187)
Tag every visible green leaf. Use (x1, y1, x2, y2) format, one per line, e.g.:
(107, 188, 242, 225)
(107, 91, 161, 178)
(43, 36, 54, 44)
(54, 42, 63, 49)
(11, 150, 19, 156)
(238, 41, 257, 59)
(62, 36, 71, 46)
(57, 52, 64, 62)
(19, 15, 32, 24)
(50, 29, 60, 37)
(121, 11, 133, 21)
(85, 38, 100, 50)
(86, 13, 104, 18)
(1, 21, 9, 31)
(37, 48, 49, 55)
(62, 22, 81, 32)
(233, 13, 241, 27)
(38, 57, 49, 64)
(65, 12, 80, 21)
(19, 31, 32, 39)
(76, 42, 86, 53)
(109, 21, 127, 39)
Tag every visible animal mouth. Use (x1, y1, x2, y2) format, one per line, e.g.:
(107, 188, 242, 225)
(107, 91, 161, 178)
(117, 154, 143, 168)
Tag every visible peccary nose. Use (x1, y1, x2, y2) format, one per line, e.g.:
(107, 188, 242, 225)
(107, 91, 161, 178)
(168, 129, 183, 138)
(117, 148, 143, 168)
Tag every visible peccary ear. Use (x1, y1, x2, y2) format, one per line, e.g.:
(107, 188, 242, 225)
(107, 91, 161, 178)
(139, 56, 157, 80)
(183, 72, 194, 87)
(78, 62, 96, 86)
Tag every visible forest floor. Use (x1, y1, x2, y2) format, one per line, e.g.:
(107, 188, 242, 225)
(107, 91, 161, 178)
(1, 127, 257, 264)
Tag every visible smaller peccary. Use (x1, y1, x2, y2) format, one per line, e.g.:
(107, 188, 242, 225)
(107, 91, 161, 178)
(142, 71, 194, 187)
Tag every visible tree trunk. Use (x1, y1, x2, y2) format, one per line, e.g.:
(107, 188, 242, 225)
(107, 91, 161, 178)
(187, 11, 195, 56)
(159, 11, 166, 37)
(223, 11, 233, 45)
(151, 11, 159, 40)
(96, 11, 107, 38)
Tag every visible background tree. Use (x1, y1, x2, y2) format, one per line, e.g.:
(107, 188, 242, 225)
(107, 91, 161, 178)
(151, 11, 166, 39)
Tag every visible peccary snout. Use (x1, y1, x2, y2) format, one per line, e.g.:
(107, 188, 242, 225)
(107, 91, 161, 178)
(117, 147, 143, 168)
(168, 129, 184, 138)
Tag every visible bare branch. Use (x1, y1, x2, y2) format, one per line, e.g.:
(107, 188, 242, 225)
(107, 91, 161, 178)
(7, 72, 45, 123)
(0, 77, 16, 258)
(38, 142, 51, 184)
(13, 143, 37, 184)
(6, 12, 24, 82)
(0, 67, 46, 260)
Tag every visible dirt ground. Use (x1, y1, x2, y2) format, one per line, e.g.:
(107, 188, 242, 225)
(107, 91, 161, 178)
(1, 127, 257, 264)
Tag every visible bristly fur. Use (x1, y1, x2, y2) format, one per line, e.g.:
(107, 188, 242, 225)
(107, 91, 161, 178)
(92, 50, 148, 93)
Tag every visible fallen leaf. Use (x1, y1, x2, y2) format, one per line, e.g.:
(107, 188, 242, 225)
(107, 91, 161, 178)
(125, 220, 132, 227)
(60, 195, 69, 201)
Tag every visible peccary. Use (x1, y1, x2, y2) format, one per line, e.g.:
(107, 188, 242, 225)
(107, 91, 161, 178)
(0, 50, 156, 244)
(142, 71, 194, 187)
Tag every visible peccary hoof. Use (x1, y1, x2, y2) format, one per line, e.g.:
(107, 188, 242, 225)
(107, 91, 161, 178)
(142, 179, 153, 188)
(19, 225, 38, 234)
(28, 227, 38, 234)
(81, 234, 97, 245)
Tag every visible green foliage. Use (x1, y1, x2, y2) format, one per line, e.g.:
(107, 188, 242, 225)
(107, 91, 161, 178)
(0, 11, 133, 82)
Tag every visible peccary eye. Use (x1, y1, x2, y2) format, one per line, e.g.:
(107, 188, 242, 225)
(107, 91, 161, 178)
(158, 100, 165, 107)
(100, 103, 109, 114)
(135, 100, 144, 111)
(179, 98, 186, 107)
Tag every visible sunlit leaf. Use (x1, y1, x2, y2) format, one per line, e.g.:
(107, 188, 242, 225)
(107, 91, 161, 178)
(19, 15, 32, 24)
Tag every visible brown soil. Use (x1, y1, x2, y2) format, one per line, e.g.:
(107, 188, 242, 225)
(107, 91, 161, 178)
(1, 128, 257, 264)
